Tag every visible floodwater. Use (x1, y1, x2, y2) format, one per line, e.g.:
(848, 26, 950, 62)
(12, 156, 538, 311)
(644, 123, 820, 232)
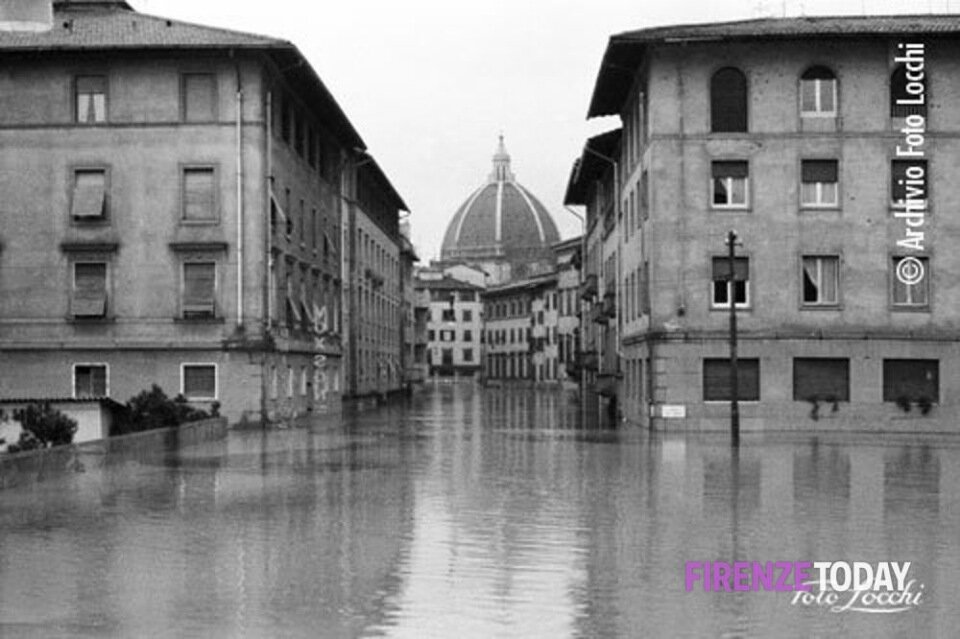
(1, 384, 958, 638)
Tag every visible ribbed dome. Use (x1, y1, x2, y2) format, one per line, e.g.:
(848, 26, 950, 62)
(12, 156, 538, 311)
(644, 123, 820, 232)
(441, 137, 560, 265)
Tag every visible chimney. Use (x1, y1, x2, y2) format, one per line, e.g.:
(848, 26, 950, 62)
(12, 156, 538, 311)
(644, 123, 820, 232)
(0, 0, 53, 32)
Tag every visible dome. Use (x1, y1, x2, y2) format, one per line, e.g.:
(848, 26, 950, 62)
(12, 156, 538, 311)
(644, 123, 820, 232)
(441, 137, 560, 280)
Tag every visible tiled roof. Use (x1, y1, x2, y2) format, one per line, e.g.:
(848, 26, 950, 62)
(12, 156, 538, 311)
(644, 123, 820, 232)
(0, 2, 286, 51)
(484, 272, 558, 296)
(589, 14, 960, 116)
(415, 276, 484, 292)
(564, 128, 621, 205)
(0, 396, 125, 408)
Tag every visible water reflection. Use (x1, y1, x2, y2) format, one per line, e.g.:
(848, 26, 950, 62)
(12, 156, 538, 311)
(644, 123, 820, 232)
(0, 384, 958, 638)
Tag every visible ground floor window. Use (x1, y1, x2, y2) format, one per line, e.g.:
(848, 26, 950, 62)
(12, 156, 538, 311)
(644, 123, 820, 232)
(182, 363, 217, 400)
(793, 358, 849, 402)
(883, 359, 938, 404)
(703, 358, 760, 401)
(74, 363, 107, 397)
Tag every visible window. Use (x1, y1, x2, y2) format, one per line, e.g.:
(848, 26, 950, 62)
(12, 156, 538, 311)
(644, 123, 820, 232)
(74, 364, 107, 397)
(463, 348, 474, 362)
(428, 329, 435, 341)
(183, 167, 217, 221)
(441, 308, 455, 322)
(711, 257, 749, 308)
(711, 161, 748, 208)
(463, 330, 473, 342)
(800, 160, 839, 207)
(75, 75, 106, 123)
(441, 348, 454, 366)
(182, 262, 216, 319)
(793, 358, 849, 402)
(182, 364, 217, 400)
(301, 366, 308, 396)
(441, 330, 455, 342)
(71, 169, 107, 220)
(891, 160, 927, 208)
(703, 359, 760, 401)
(73, 262, 107, 318)
(801, 256, 839, 306)
(892, 256, 929, 307)
(182, 73, 216, 122)
(710, 67, 747, 132)
(800, 67, 837, 116)
(883, 359, 938, 403)
(891, 64, 926, 117)
(462, 309, 473, 322)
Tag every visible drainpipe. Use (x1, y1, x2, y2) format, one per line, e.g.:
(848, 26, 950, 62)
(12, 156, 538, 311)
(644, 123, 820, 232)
(234, 60, 244, 329)
(265, 91, 273, 330)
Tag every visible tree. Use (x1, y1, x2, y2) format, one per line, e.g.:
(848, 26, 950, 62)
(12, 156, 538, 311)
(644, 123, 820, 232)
(7, 403, 78, 452)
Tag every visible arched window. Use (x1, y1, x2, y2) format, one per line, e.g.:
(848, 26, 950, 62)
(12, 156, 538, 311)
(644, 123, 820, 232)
(800, 66, 837, 116)
(710, 67, 748, 132)
(890, 65, 926, 117)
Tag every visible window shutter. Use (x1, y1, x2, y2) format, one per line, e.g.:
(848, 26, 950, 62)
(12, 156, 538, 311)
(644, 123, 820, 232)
(71, 171, 106, 219)
(712, 257, 749, 281)
(183, 365, 216, 399)
(73, 263, 107, 317)
(183, 73, 216, 122)
(183, 262, 215, 317)
(704, 359, 759, 401)
(801, 160, 838, 183)
(712, 161, 748, 179)
(710, 68, 748, 132)
(793, 358, 850, 401)
(183, 168, 215, 220)
(883, 359, 938, 402)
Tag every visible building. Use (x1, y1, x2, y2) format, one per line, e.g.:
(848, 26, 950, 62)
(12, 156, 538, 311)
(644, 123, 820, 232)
(398, 221, 422, 391)
(440, 137, 560, 285)
(342, 157, 409, 400)
(416, 273, 483, 378)
(575, 15, 960, 430)
(0, 0, 406, 424)
(553, 237, 583, 389)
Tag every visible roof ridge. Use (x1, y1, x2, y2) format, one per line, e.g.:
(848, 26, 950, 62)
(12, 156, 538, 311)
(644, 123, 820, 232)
(127, 8, 290, 48)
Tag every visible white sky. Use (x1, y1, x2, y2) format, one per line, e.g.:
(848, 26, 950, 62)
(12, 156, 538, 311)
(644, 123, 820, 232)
(138, 0, 955, 261)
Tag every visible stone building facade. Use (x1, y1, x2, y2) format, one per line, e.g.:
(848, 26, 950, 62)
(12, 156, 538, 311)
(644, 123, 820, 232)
(0, 0, 406, 423)
(572, 15, 960, 431)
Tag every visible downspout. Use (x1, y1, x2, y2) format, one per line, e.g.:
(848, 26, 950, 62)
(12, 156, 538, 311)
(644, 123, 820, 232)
(235, 62, 244, 329)
(265, 90, 273, 330)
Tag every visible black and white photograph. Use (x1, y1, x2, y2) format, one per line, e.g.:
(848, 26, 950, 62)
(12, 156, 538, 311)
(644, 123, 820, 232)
(0, 0, 957, 636)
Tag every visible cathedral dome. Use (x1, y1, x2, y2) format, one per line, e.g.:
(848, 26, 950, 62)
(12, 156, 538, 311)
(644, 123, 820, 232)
(441, 137, 560, 280)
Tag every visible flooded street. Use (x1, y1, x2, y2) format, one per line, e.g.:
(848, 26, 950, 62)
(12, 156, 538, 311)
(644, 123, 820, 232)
(1, 384, 959, 638)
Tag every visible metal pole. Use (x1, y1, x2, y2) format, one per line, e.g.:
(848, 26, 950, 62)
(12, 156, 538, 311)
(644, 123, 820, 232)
(727, 230, 740, 447)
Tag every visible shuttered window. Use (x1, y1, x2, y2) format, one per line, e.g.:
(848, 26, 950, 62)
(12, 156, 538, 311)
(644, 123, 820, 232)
(711, 161, 749, 207)
(793, 358, 849, 401)
(73, 262, 107, 318)
(883, 359, 938, 403)
(710, 68, 748, 132)
(890, 65, 926, 117)
(801, 160, 839, 206)
(182, 262, 216, 318)
(71, 169, 107, 220)
(183, 167, 216, 221)
(703, 358, 760, 401)
(182, 73, 216, 122)
(182, 364, 217, 400)
(74, 364, 107, 397)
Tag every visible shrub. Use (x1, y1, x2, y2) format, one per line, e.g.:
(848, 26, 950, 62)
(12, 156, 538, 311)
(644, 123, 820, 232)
(114, 384, 211, 435)
(6, 403, 78, 452)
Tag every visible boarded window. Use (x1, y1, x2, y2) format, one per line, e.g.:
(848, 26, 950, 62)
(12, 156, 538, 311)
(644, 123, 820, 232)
(793, 358, 849, 401)
(74, 364, 107, 397)
(75, 75, 106, 123)
(703, 358, 760, 401)
(710, 68, 747, 132)
(183, 167, 216, 221)
(182, 262, 216, 318)
(183, 364, 216, 399)
(890, 64, 926, 117)
(183, 73, 216, 122)
(883, 359, 938, 403)
(71, 169, 106, 219)
(73, 262, 107, 318)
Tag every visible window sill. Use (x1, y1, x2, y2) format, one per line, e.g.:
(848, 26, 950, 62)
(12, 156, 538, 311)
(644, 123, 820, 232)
(890, 305, 931, 313)
(799, 304, 842, 310)
(710, 206, 751, 212)
(800, 112, 838, 118)
(69, 316, 115, 324)
(180, 219, 220, 226)
(709, 305, 752, 312)
(799, 205, 841, 212)
(71, 217, 110, 226)
(175, 316, 225, 324)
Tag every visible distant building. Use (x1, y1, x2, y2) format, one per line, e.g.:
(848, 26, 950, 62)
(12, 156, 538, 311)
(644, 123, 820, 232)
(0, 0, 406, 424)
(398, 222, 421, 390)
(440, 137, 560, 285)
(416, 273, 484, 378)
(573, 15, 960, 430)
(553, 237, 583, 389)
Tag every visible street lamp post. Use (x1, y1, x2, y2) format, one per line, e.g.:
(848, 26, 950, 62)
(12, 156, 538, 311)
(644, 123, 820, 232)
(726, 230, 741, 447)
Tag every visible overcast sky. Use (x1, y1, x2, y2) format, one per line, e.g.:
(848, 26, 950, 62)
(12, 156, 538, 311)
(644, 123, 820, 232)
(140, 0, 955, 261)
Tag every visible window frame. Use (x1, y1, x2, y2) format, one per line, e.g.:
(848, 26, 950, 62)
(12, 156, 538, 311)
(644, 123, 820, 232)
(71, 259, 110, 320)
(890, 159, 928, 211)
(799, 159, 840, 208)
(891, 255, 930, 310)
(180, 259, 219, 320)
(74, 74, 108, 124)
(882, 359, 939, 404)
(180, 72, 218, 123)
(792, 358, 850, 402)
(703, 358, 761, 402)
(69, 165, 111, 224)
(710, 256, 751, 310)
(180, 163, 220, 224)
(180, 363, 218, 401)
(799, 67, 838, 117)
(710, 160, 750, 210)
(800, 255, 841, 308)
(72, 362, 109, 398)
(710, 67, 748, 133)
